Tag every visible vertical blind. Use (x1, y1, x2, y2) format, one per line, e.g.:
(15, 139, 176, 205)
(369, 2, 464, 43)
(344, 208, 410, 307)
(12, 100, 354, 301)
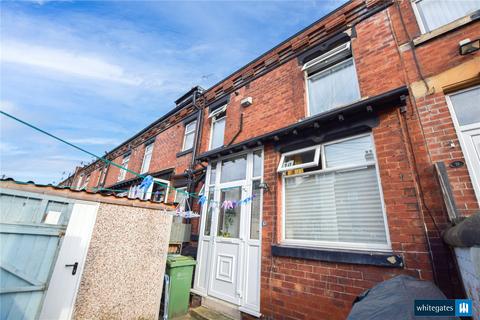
(211, 117, 225, 149)
(416, 0, 480, 32)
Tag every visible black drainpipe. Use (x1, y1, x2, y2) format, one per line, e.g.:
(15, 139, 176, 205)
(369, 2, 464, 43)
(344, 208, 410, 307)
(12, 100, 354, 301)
(190, 90, 203, 167)
(227, 113, 243, 146)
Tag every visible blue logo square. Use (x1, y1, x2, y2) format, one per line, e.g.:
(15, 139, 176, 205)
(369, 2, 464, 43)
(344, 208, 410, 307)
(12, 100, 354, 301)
(455, 299, 472, 316)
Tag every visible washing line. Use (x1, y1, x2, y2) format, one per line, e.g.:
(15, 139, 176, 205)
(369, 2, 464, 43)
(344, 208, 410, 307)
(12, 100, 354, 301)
(0, 110, 198, 198)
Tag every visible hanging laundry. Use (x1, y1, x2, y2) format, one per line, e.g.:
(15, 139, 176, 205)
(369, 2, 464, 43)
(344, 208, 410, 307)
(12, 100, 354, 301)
(198, 195, 207, 206)
(139, 175, 153, 192)
(222, 200, 234, 210)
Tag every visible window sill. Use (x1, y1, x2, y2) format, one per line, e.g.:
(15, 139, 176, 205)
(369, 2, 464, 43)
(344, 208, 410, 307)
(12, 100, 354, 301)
(413, 12, 480, 47)
(176, 148, 193, 158)
(271, 244, 403, 268)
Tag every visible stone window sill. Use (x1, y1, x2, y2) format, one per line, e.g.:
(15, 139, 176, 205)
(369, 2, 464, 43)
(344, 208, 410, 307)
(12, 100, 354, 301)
(271, 244, 404, 268)
(413, 12, 480, 47)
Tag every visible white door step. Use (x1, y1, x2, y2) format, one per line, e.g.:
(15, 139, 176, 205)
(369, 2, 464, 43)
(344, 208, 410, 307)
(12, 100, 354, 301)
(201, 296, 241, 320)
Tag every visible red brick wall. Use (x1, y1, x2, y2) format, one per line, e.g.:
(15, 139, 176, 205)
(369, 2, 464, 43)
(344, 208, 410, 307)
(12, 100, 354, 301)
(352, 9, 405, 97)
(240, 4, 472, 319)
(258, 102, 466, 319)
(198, 9, 410, 155)
(67, 2, 479, 318)
(387, 0, 480, 217)
(103, 156, 122, 187)
(100, 121, 193, 189)
(85, 169, 101, 189)
(198, 59, 306, 154)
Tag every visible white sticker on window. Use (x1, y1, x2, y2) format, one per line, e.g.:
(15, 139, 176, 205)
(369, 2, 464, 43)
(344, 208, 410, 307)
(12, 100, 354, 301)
(44, 211, 61, 225)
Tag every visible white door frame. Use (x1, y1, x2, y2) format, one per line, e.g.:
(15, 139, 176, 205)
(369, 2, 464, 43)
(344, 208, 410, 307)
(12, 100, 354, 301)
(39, 201, 98, 320)
(445, 85, 480, 205)
(193, 149, 263, 316)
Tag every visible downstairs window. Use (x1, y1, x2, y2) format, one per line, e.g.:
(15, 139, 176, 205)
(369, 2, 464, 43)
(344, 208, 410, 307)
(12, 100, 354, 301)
(280, 134, 390, 251)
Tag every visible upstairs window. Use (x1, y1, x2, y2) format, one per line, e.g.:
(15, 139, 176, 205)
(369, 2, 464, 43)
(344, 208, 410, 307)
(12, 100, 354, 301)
(209, 105, 226, 150)
(412, 0, 479, 33)
(182, 120, 197, 151)
(304, 42, 360, 116)
(141, 143, 154, 174)
(118, 155, 130, 181)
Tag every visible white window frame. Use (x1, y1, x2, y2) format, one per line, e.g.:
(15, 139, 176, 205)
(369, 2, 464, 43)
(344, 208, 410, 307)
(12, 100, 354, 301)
(208, 104, 227, 119)
(302, 42, 351, 71)
(303, 43, 361, 118)
(147, 178, 170, 202)
(411, 0, 479, 34)
(445, 85, 480, 204)
(209, 105, 227, 150)
(411, 0, 431, 34)
(174, 187, 188, 204)
(280, 133, 391, 251)
(182, 120, 197, 151)
(140, 143, 154, 174)
(277, 145, 321, 172)
(118, 155, 130, 181)
(201, 147, 264, 237)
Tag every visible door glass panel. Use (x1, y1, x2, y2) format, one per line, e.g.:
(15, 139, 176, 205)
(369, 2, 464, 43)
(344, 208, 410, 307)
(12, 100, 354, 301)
(204, 189, 214, 236)
(217, 187, 241, 238)
(250, 180, 261, 239)
(209, 162, 217, 185)
(449, 87, 480, 126)
(220, 155, 247, 183)
(253, 150, 262, 177)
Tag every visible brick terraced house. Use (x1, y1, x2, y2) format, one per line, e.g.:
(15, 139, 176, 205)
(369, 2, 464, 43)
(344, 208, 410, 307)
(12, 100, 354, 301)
(63, 0, 480, 318)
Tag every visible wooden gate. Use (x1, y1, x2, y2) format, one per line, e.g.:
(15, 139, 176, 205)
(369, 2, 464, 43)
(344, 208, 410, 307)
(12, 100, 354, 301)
(0, 189, 74, 320)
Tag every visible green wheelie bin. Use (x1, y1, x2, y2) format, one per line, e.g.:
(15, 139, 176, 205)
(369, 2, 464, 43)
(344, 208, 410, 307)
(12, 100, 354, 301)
(164, 255, 196, 319)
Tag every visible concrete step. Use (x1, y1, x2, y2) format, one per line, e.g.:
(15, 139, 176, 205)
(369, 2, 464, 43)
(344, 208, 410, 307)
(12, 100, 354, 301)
(190, 306, 235, 320)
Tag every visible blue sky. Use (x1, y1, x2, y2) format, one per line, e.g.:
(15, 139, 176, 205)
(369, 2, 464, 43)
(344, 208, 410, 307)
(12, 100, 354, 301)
(0, 0, 347, 184)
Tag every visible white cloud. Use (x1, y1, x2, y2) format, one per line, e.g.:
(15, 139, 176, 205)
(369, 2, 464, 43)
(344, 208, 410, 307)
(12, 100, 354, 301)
(0, 100, 19, 114)
(0, 141, 28, 156)
(1, 41, 141, 85)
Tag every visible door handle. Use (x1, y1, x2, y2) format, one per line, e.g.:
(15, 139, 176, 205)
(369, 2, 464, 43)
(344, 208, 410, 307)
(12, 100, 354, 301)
(65, 262, 78, 275)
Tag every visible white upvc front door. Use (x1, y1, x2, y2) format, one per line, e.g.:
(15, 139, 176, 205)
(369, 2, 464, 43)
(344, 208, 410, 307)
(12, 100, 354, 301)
(193, 150, 263, 316)
(447, 85, 480, 205)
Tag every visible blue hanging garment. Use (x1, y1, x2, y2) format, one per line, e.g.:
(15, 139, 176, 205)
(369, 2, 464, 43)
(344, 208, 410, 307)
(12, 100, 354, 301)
(139, 175, 153, 192)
